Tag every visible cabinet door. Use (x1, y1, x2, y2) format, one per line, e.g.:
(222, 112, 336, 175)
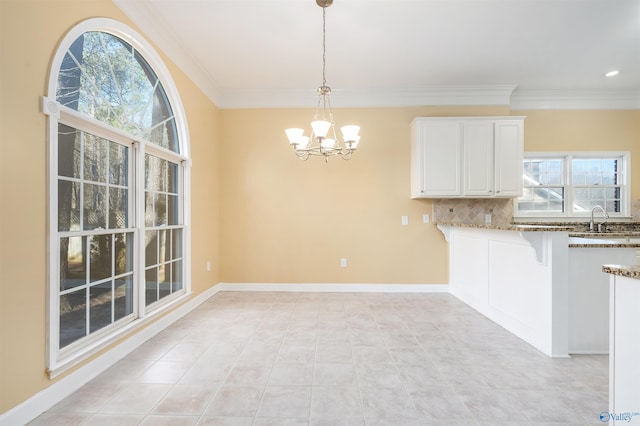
(463, 121, 494, 197)
(495, 120, 524, 197)
(416, 121, 462, 197)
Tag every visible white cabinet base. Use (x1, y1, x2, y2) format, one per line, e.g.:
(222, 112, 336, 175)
(568, 248, 637, 354)
(609, 274, 640, 425)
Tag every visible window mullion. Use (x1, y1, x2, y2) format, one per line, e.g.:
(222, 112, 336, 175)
(134, 141, 146, 318)
(84, 236, 90, 341)
(565, 154, 572, 216)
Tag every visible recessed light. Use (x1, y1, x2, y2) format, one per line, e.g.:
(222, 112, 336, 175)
(605, 70, 620, 77)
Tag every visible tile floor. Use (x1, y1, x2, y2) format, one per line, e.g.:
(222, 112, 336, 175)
(30, 292, 609, 426)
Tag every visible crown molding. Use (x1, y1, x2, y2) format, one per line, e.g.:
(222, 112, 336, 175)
(216, 85, 519, 109)
(511, 89, 640, 110)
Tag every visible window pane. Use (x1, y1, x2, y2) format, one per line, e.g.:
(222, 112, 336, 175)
(172, 229, 182, 260)
(58, 180, 80, 232)
(84, 183, 106, 230)
(159, 230, 168, 265)
(109, 187, 128, 229)
(60, 236, 85, 291)
(572, 158, 620, 187)
(159, 263, 171, 299)
(145, 155, 166, 192)
(114, 276, 133, 321)
(145, 231, 157, 267)
(171, 260, 183, 292)
(84, 134, 107, 183)
(168, 195, 179, 225)
(58, 124, 80, 178)
(145, 267, 158, 306)
(168, 161, 178, 194)
(60, 289, 86, 348)
(57, 36, 84, 110)
(523, 159, 564, 186)
(155, 194, 167, 226)
(109, 142, 128, 186)
(115, 233, 133, 275)
(602, 172, 617, 185)
(145, 192, 154, 227)
(573, 187, 622, 213)
(89, 235, 111, 282)
(90, 281, 112, 333)
(145, 155, 154, 191)
(517, 186, 564, 213)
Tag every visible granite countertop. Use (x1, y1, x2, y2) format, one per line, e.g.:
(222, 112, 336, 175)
(435, 222, 574, 232)
(602, 265, 640, 280)
(569, 237, 640, 248)
(437, 221, 640, 234)
(569, 231, 640, 238)
(436, 222, 640, 247)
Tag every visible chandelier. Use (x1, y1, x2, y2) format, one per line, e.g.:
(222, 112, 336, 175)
(285, 0, 361, 161)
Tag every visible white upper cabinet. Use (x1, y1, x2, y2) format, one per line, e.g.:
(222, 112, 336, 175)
(411, 120, 462, 197)
(463, 120, 495, 197)
(411, 117, 525, 199)
(494, 120, 525, 197)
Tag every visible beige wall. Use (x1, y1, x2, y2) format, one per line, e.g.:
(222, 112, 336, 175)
(219, 106, 504, 284)
(0, 0, 220, 413)
(518, 109, 640, 199)
(219, 107, 640, 284)
(1, 0, 639, 418)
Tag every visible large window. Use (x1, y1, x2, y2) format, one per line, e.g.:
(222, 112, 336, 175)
(44, 19, 190, 376)
(515, 152, 629, 217)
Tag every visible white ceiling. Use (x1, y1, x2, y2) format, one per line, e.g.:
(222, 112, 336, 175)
(114, 0, 640, 109)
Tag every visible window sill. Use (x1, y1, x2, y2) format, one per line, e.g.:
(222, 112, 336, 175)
(47, 291, 190, 379)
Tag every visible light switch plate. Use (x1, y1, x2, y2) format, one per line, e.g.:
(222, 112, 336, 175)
(401, 216, 409, 225)
(423, 214, 430, 223)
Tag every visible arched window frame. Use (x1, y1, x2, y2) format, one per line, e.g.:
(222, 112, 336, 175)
(42, 18, 192, 377)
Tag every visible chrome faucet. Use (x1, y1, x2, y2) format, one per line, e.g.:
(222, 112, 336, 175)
(590, 205, 609, 232)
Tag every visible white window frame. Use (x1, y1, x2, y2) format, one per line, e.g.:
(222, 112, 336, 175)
(514, 151, 631, 219)
(42, 18, 191, 378)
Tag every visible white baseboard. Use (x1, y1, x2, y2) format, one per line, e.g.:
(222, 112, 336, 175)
(568, 350, 609, 355)
(217, 282, 449, 293)
(0, 284, 222, 426)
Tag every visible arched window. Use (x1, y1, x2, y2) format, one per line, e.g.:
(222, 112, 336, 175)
(42, 18, 191, 376)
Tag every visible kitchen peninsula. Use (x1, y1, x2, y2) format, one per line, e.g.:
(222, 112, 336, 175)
(437, 223, 639, 358)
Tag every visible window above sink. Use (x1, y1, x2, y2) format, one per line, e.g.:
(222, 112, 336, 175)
(514, 151, 631, 219)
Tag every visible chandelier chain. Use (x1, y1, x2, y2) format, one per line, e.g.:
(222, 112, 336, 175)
(322, 5, 326, 87)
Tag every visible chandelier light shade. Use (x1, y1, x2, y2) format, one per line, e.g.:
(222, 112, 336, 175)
(285, 0, 361, 161)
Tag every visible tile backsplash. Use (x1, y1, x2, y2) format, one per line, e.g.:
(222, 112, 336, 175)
(433, 198, 640, 225)
(432, 198, 514, 226)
